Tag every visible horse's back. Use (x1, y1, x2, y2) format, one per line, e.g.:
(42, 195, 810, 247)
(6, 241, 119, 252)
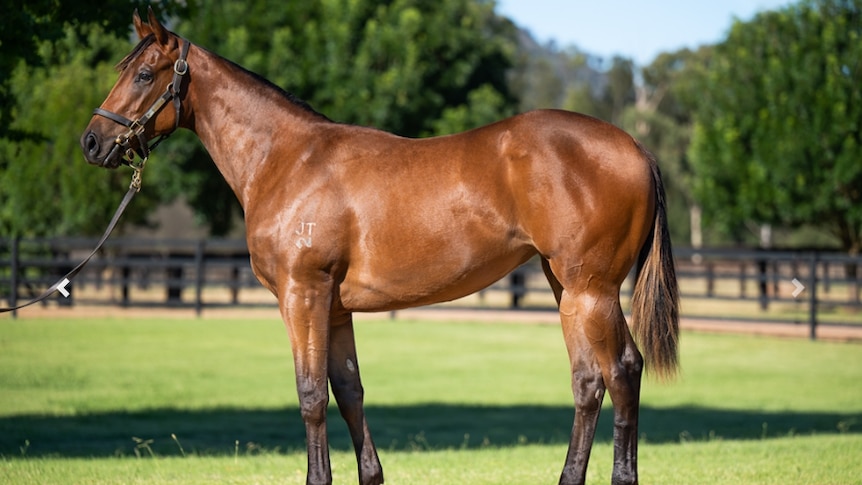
(331, 110, 654, 311)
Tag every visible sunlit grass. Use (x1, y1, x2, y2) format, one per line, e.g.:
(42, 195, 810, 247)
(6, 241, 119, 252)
(1, 315, 860, 484)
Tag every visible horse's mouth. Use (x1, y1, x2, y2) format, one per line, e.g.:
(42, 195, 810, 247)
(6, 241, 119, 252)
(90, 152, 124, 169)
(99, 150, 125, 169)
(81, 131, 124, 169)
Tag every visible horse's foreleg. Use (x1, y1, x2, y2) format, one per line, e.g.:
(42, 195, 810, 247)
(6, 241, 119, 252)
(281, 281, 334, 485)
(328, 315, 383, 485)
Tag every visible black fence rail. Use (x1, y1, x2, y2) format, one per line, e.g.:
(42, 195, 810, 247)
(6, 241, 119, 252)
(2, 238, 860, 337)
(673, 248, 861, 335)
(1, 237, 259, 315)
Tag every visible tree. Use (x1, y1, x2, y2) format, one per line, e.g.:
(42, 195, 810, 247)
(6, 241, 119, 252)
(619, 47, 712, 247)
(0, 2, 189, 237)
(0, 24, 181, 237)
(164, 0, 519, 234)
(688, 0, 862, 253)
(0, 0, 184, 140)
(1, 1, 518, 237)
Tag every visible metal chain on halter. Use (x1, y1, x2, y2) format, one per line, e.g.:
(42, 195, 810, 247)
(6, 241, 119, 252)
(129, 156, 147, 192)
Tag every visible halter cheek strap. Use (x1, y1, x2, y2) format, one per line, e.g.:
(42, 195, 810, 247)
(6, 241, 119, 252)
(93, 38, 190, 167)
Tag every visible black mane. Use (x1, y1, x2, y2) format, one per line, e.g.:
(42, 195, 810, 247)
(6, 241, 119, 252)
(116, 34, 330, 121)
(237, 65, 331, 122)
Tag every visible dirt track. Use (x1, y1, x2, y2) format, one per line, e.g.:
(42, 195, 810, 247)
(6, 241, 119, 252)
(5, 304, 862, 343)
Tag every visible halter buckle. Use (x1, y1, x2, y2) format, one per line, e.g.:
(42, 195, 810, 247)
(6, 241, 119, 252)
(174, 59, 189, 76)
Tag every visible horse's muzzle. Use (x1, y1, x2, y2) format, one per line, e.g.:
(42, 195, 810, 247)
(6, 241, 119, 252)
(81, 130, 122, 168)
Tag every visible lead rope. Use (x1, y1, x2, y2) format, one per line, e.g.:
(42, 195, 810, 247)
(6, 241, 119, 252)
(2, 40, 189, 315)
(0, 163, 145, 314)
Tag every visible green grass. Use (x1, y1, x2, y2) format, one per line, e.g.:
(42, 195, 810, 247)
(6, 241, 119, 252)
(1, 314, 861, 484)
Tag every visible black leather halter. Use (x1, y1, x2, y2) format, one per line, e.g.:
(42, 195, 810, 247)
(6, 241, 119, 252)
(93, 39, 190, 167)
(0, 40, 192, 315)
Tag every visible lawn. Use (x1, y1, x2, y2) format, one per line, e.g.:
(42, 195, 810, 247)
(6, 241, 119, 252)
(1, 313, 860, 484)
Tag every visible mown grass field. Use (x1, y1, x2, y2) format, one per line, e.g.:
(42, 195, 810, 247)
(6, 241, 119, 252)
(1, 314, 860, 484)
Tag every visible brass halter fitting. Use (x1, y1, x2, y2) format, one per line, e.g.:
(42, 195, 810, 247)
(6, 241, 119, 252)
(92, 39, 191, 187)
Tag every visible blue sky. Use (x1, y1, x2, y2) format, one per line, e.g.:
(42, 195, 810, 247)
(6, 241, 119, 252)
(496, 0, 792, 65)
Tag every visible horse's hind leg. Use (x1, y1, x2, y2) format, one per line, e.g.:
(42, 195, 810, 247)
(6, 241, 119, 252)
(556, 285, 643, 485)
(556, 287, 607, 485)
(328, 314, 383, 485)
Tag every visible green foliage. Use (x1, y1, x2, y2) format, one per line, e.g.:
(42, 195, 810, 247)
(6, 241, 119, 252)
(0, 0, 181, 140)
(0, 2, 188, 237)
(509, 38, 696, 245)
(597, 57, 636, 125)
(0, 24, 180, 237)
(507, 39, 632, 125)
(619, 48, 713, 245)
(688, 0, 862, 251)
(0, 1, 517, 237)
(162, 0, 519, 234)
(509, 41, 592, 111)
(431, 84, 513, 135)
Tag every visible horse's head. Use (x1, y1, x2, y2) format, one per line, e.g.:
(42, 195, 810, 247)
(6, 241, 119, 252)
(81, 8, 189, 168)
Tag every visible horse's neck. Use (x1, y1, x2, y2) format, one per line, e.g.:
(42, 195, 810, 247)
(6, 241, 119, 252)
(184, 45, 324, 208)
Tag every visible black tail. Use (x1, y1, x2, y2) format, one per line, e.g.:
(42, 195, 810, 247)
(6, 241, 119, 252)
(630, 145, 680, 380)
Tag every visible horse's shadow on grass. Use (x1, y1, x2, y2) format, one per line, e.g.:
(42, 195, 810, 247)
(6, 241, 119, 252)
(1, 404, 859, 457)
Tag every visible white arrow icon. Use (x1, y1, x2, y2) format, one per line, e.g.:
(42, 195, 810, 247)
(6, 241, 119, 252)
(791, 278, 805, 298)
(57, 278, 71, 298)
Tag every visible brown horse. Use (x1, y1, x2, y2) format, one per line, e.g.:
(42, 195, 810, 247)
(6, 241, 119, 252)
(81, 9, 678, 485)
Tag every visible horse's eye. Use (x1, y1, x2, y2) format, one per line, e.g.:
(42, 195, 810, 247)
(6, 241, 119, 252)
(136, 71, 154, 84)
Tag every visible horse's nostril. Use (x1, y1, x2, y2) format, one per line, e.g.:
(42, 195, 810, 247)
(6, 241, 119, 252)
(84, 132, 99, 155)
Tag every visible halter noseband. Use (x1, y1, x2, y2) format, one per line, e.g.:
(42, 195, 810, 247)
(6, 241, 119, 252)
(93, 38, 190, 171)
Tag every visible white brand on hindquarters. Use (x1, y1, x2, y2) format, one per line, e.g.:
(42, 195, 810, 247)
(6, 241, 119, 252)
(295, 221, 317, 248)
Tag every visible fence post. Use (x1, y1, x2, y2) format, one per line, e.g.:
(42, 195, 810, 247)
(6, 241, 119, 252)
(10, 237, 19, 319)
(121, 265, 131, 307)
(231, 265, 240, 305)
(772, 260, 780, 296)
(850, 257, 860, 306)
(166, 254, 183, 304)
(706, 262, 714, 297)
(757, 258, 768, 310)
(509, 270, 525, 308)
(195, 239, 206, 316)
(822, 260, 830, 293)
(808, 252, 818, 340)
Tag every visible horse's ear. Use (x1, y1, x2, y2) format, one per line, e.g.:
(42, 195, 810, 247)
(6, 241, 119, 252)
(146, 6, 170, 45)
(133, 9, 150, 40)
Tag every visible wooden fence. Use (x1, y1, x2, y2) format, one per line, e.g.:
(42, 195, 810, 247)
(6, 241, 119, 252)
(1, 238, 860, 337)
